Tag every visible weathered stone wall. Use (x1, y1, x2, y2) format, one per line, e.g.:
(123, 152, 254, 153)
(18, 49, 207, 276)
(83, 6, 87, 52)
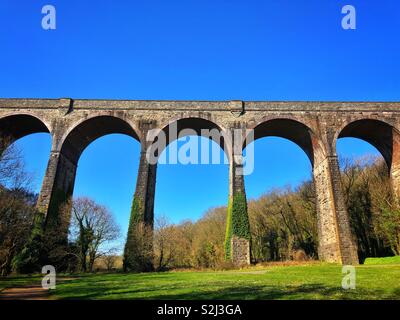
(314, 156, 358, 264)
(37, 152, 77, 213)
(1, 98, 400, 266)
(391, 128, 400, 199)
(313, 157, 342, 263)
(231, 236, 250, 266)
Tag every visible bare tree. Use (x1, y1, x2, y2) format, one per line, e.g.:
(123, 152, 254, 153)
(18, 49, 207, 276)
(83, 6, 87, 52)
(103, 251, 119, 271)
(0, 138, 32, 189)
(0, 189, 37, 276)
(154, 215, 176, 271)
(69, 197, 121, 272)
(0, 138, 37, 276)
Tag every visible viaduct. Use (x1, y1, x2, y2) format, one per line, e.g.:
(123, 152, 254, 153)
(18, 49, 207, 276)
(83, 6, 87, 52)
(1, 98, 400, 267)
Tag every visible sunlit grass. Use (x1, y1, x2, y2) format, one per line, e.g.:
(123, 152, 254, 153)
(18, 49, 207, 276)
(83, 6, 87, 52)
(364, 256, 400, 265)
(1, 263, 399, 300)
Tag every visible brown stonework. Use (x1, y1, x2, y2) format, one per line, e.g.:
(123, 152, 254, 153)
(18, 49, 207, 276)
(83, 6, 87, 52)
(390, 128, 400, 199)
(231, 236, 250, 266)
(313, 156, 358, 264)
(37, 151, 77, 215)
(2, 98, 400, 265)
(131, 122, 158, 226)
(225, 125, 251, 266)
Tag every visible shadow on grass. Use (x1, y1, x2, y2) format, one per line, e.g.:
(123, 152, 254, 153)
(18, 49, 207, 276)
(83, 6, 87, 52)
(4, 268, 400, 300)
(0, 276, 43, 289)
(55, 282, 400, 300)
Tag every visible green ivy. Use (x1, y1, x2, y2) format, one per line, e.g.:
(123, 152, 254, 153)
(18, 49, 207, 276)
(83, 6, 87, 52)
(224, 192, 251, 261)
(224, 199, 233, 260)
(45, 189, 68, 229)
(125, 196, 144, 238)
(123, 196, 149, 271)
(12, 211, 46, 273)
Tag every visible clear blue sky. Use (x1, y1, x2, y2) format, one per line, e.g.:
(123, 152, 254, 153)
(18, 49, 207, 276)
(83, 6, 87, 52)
(1, 1, 399, 239)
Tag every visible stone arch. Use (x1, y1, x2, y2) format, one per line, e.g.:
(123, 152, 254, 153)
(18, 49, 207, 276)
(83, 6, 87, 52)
(127, 116, 232, 268)
(237, 118, 320, 264)
(39, 115, 141, 224)
(244, 117, 360, 264)
(151, 117, 231, 163)
(334, 118, 400, 262)
(245, 118, 319, 165)
(0, 113, 51, 152)
(335, 118, 400, 170)
(59, 115, 141, 165)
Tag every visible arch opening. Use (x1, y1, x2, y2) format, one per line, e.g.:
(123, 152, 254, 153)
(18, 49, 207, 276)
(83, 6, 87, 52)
(45, 115, 142, 249)
(153, 119, 229, 269)
(242, 119, 318, 263)
(0, 114, 51, 191)
(336, 119, 400, 263)
(0, 115, 52, 275)
(248, 119, 315, 165)
(0, 114, 50, 152)
(244, 134, 315, 263)
(337, 119, 397, 169)
(69, 133, 141, 270)
(60, 116, 140, 165)
(153, 117, 229, 163)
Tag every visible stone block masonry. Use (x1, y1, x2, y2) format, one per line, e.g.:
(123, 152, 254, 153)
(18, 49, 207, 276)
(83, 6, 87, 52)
(2, 98, 400, 266)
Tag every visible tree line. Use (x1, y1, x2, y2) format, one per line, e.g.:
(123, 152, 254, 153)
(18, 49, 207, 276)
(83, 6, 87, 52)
(151, 156, 400, 269)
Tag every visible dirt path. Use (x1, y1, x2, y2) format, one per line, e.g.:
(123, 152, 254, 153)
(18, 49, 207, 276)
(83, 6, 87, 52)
(0, 286, 50, 300)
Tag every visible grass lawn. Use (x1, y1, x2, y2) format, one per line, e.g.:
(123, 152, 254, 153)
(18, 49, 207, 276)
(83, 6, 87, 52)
(1, 263, 399, 300)
(364, 256, 400, 265)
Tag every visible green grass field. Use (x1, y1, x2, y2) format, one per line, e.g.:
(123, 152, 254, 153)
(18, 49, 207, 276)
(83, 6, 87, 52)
(364, 256, 400, 265)
(1, 262, 399, 300)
